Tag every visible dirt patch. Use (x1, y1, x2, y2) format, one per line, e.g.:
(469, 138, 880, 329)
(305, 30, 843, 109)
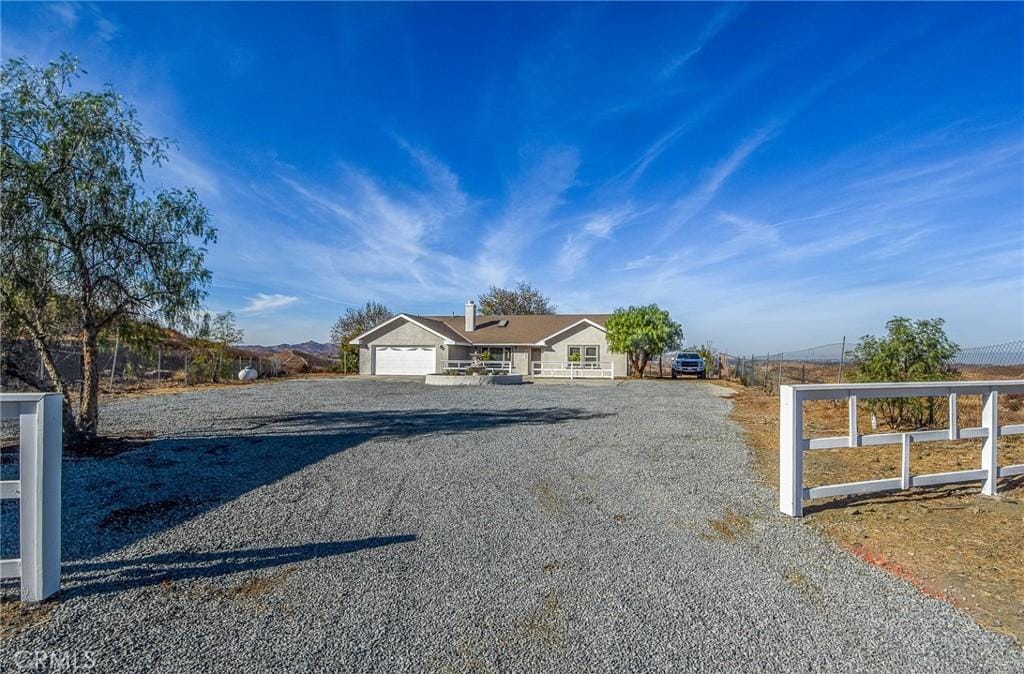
(704, 512, 753, 541)
(0, 597, 55, 638)
(724, 380, 1024, 644)
(159, 566, 298, 603)
(535, 481, 560, 513)
(784, 568, 821, 601)
(542, 561, 562, 574)
(612, 513, 628, 525)
(221, 567, 297, 600)
(522, 593, 565, 648)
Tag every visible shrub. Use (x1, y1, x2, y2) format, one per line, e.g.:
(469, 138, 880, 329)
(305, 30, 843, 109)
(850, 317, 959, 428)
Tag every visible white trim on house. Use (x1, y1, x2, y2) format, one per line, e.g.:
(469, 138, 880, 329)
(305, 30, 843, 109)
(533, 318, 607, 346)
(349, 314, 469, 346)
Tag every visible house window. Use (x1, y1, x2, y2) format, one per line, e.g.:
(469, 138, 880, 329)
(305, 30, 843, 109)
(568, 345, 600, 365)
(477, 346, 511, 362)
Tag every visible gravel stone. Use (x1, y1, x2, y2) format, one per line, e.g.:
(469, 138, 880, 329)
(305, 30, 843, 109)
(1, 379, 1021, 672)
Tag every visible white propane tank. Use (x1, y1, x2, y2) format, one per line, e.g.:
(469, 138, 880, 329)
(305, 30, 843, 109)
(238, 366, 258, 382)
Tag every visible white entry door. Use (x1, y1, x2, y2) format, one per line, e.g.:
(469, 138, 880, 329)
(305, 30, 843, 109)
(375, 346, 436, 375)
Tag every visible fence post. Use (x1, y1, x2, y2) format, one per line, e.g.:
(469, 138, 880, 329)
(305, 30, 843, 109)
(109, 330, 120, 388)
(900, 433, 911, 490)
(156, 347, 162, 385)
(981, 389, 999, 496)
(948, 394, 958, 440)
(779, 385, 802, 516)
(184, 352, 189, 386)
(21, 394, 63, 602)
(777, 353, 784, 391)
(836, 336, 846, 383)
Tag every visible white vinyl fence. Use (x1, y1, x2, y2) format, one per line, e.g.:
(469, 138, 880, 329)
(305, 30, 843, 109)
(0, 393, 62, 602)
(780, 381, 1024, 517)
(531, 361, 615, 379)
(443, 360, 513, 374)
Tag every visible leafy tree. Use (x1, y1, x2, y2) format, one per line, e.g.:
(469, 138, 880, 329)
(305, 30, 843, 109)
(211, 310, 244, 380)
(850, 317, 959, 428)
(697, 341, 716, 376)
(1, 55, 215, 440)
(605, 304, 684, 377)
(211, 310, 244, 348)
(330, 301, 393, 373)
(477, 281, 555, 315)
(185, 310, 243, 383)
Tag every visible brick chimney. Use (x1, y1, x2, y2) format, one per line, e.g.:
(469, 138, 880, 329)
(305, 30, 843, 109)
(465, 300, 476, 332)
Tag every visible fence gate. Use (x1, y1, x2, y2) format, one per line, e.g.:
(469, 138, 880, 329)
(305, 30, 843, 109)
(0, 393, 62, 602)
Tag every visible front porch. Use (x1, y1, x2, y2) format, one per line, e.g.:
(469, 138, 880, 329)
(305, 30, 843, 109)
(442, 355, 614, 379)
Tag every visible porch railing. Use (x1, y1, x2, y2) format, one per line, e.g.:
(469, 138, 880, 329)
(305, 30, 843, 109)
(531, 361, 614, 379)
(442, 360, 513, 374)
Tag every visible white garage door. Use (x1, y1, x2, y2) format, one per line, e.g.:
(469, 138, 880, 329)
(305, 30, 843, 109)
(375, 346, 436, 375)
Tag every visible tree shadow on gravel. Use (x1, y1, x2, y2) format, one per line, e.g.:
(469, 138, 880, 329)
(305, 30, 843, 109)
(33, 407, 609, 564)
(59, 535, 417, 599)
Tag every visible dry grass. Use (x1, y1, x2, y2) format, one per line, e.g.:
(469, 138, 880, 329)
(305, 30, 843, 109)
(724, 379, 1024, 643)
(0, 598, 55, 639)
(157, 566, 298, 603)
(704, 512, 754, 541)
(103, 371, 355, 400)
(522, 593, 566, 648)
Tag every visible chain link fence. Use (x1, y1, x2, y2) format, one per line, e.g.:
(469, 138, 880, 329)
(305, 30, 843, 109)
(723, 339, 1024, 393)
(1, 338, 289, 396)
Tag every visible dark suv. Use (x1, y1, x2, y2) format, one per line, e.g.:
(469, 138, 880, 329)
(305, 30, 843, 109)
(671, 352, 706, 379)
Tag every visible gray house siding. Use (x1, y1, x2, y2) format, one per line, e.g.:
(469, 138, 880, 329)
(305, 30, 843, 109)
(540, 323, 627, 377)
(358, 319, 448, 375)
(357, 315, 624, 377)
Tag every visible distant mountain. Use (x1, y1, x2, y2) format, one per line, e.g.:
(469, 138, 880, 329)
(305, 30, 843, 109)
(241, 341, 337, 356)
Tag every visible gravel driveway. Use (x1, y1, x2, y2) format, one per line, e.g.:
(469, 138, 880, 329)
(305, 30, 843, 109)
(2, 379, 1021, 672)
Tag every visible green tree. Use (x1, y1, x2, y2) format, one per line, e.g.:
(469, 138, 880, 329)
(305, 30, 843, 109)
(850, 316, 959, 428)
(697, 341, 715, 376)
(478, 281, 555, 315)
(605, 304, 684, 377)
(1, 55, 215, 440)
(211, 311, 244, 381)
(330, 301, 393, 373)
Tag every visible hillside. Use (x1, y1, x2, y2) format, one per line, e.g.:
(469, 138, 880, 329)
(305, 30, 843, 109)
(241, 341, 336, 356)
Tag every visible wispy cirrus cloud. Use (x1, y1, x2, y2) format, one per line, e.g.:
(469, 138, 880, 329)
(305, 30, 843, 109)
(656, 124, 780, 243)
(242, 293, 300, 313)
(557, 205, 636, 276)
(660, 4, 743, 80)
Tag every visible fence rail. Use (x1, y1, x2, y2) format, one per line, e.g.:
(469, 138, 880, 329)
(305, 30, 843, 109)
(443, 360, 513, 374)
(0, 393, 62, 602)
(531, 361, 615, 379)
(779, 381, 1024, 517)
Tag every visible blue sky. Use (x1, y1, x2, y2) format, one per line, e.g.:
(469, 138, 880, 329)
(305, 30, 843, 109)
(3, 2, 1022, 352)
